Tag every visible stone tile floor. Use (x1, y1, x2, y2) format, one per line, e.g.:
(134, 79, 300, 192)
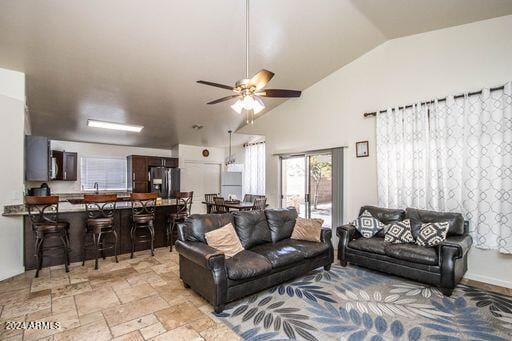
(0, 248, 239, 341)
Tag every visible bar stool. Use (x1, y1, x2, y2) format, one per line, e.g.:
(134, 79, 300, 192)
(81, 194, 119, 270)
(130, 192, 158, 258)
(167, 191, 193, 252)
(25, 196, 70, 277)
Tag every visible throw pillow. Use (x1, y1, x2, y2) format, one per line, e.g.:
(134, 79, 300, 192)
(384, 219, 414, 244)
(204, 223, 244, 258)
(290, 217, 323, 242)
(416, 222, 450, 247)
(353, 210, 385, 238)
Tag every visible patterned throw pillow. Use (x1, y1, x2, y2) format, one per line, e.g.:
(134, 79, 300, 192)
(384, 219, 414, 244)
(353, 210, 385, 238)
(416, 222, 450, 247)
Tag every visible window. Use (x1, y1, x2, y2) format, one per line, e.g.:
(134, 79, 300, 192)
(80, 156, 127, 191)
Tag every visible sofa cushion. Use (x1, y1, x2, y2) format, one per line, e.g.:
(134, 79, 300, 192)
(233, 211, 272, 249)
(183, 214, 234, 242)
(250, 241, 305, 268)
(265, 208, 298, 243)
(353, 210, 385, 238)
(348, 237, 386, 255)
(384, 220, 415, 244)
(384, 243, 438, 266)
(225, 250, 272, 281)
(405, 207, 465, 237)
(204, 223, 244, 258)
(416, 222, 450, 247)
(358, 206, 405, 238)
(290, 217, 323, 242)
(281, 239, 330, 258)
(358, 206, 405, 224)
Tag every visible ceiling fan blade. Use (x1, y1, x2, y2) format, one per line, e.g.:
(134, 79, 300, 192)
(197, 80, 234, 90)
(250, 69, 275, 91)
(207, 95, 240, 105)
(259, 89, 302, 98)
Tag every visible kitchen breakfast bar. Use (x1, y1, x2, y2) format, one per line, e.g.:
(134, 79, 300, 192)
(3, 197, 179, 270)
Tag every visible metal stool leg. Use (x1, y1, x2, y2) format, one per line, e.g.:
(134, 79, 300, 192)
(60, 233, 69, 273)
(112, 229, 119, 263)
(169, 218, 176, 252)
(92, 233, 99, 270)
(149, 224, 155, 257)
(35, 237, 44, 278)
(82, 230, 87, 266)
(130, 224, 136, 259)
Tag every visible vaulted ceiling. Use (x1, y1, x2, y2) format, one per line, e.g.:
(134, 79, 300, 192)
(1, 0, 511, 148)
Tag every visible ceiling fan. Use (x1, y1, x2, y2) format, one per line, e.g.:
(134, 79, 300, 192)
(197, 0, 301, 123)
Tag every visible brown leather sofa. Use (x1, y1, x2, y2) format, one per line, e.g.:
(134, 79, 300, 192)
(337, 206, 472, 295)
(175, 208, 334, 312)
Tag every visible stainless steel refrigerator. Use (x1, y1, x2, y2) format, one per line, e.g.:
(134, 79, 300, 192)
(149, 167, 180, 198)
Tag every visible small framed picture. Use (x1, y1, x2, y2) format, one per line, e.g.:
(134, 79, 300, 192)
(356, 141, 369, 158)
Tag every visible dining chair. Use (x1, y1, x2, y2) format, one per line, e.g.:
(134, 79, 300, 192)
(243, 194, 254, 203)
(130, 192, 158, 258)
(253, 197, 267, 211)
(25, 196, 70, 277)
(82, 194, 118, 270)
(204, 193, 219, 203)
(168, 191, 193, 252)
(213, 196, 227, 213)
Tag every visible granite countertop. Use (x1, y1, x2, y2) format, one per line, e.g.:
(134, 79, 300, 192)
(2, 198, 178, 217)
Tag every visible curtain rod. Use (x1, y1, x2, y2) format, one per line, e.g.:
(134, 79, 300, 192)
(244, 141, 265, 147)
(363, 85, 505, 118)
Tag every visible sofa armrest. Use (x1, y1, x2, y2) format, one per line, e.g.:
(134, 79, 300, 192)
(439, 234, 473, 259)
(320, 228, 332, 243)
(336, 224, 357, 241)
(175, 240, 225, 270)
(336, 224, 357, 264)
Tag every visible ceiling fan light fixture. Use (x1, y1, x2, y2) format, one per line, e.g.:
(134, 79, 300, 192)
(253, 95, 265, 114)
(231, 99, 244, 114)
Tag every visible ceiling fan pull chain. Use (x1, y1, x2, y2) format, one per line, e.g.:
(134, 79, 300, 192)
(245, 0, 250, 79)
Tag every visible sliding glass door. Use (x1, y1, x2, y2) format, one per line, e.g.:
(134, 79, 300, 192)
(281, 156, 307, 218)
(281, 153, 332, 227)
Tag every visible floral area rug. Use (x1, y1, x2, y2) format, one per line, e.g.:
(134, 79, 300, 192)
(213, 264, 512, 341)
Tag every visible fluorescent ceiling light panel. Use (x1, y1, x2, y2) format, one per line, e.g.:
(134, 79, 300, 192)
(87, 119, 143, 132)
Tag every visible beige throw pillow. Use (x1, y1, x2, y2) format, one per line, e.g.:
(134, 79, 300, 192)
(204, 223, 244, 258)
(290, 217, 324, 242)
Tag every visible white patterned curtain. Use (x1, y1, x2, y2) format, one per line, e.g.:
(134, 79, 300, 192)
(377, 82, 512, 253)
(243, 142, 266, 195)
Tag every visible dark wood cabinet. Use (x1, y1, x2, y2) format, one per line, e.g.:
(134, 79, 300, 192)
(25, 135, 51, 181)
(127, 155, 149, 192)
(127, 155, 179, 193)
(52, 151, 78, 181)
(148, 156, 178, 168)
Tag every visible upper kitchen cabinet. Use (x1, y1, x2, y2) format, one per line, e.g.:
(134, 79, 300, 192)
(147, 156, 178, 168)
(25, 135, 51, 181)
(51, 151, 78, 181)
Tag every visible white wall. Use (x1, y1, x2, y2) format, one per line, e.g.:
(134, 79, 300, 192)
(27, 140, 175, 193)
(240, 16, 512, 288)
(0, 68, 25, 280)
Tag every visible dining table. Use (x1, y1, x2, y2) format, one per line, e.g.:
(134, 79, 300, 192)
(202, 200, 265, 213)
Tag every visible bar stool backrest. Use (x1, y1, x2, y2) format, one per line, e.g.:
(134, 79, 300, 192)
(84, 194, 118, 219)
(176, 191, 193, 216)
(25, 196, 60, 228)
(130, 192, 158, 217)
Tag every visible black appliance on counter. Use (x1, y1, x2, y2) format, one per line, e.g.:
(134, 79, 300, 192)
(28, 183, 51, 196)
(149, 167, 180, 199)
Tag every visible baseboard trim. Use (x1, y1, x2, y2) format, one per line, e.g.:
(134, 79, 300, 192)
(0, 266, 25, 282)
(464, 272, 512, 289)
